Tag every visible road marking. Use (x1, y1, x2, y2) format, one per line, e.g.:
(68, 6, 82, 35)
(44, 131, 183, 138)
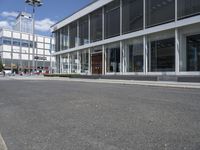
(0, 133, 7, 150)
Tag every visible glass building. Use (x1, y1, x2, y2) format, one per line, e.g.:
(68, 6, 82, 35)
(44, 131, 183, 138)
(51, 0, 200, 77)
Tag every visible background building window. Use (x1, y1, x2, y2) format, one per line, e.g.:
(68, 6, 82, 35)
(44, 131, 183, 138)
(90, 8, 102, 43)
(148, 34, 175, 72)
(69, 22, 77, 48)
(106, 43, 120, 73)
(79, 16, 89, 46)
(122, 0, 143, 34)
(3, 38, 11, 45)
(178, 0, 200, 19)
(146, 0, 175, 27)
(104, 0, 120, 39)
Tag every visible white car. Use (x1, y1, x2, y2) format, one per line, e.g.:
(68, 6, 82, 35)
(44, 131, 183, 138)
(4, 70, 12, 76)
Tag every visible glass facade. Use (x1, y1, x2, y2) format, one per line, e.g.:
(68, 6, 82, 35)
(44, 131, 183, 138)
(186, 34, 200, 71)
(104, 0, 120, 38)
(106, 43, 120, 73)
(122, 0, 143, 34)
(70, 52, 78, 73)
(148, 31, 175, 72)
(125, 38, 143, 72)
(90, 8, 102, 42)
(80, 50, 89, 73)
(60, 26, 68, 50)
(53, 0, 200, 75)
(79, 16, 89, 46)
(178, 0, 200, 19)
(146, 0, 175, 27)
(69, 22, 77, 48)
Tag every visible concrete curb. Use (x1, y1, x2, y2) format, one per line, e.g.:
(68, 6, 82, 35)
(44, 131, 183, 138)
(8, 76, 200, 89)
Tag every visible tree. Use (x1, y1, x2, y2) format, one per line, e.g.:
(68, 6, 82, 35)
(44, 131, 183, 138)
(0, 58, 4, 72)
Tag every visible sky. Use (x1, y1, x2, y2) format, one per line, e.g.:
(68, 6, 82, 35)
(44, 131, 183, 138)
(0, 0, 93, 36)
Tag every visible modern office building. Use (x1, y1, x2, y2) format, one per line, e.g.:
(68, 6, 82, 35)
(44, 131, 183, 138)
(51, 0, 200, 78)
(14, 12, 33, 34)
(0, 28, 55, 73)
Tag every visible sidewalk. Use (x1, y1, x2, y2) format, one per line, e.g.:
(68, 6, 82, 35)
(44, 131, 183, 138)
(9, 76, 200, 89)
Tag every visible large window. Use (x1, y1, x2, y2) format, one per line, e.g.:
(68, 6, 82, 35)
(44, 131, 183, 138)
(125, 38, 143, 72)
(146, 0, 175, 27)
(105, 0, 120, 38)
(186, 34, 200, 71)
(70, 52, 78, 73)
(178, 0, 200, 19)
(122, 0, 143, 34)
(60, 26, 68, 50)
(90, 8, 102, 42)
(79, 16, 89, 46)
(55, 31, 60, 52)
(148, 32, 175, 72)
(80, 50, 89, 73)
(69, 22, 77, 48)
(106, 43, 120, 73)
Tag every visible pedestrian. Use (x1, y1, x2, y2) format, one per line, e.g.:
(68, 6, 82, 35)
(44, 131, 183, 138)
(3, 70, 5, 77)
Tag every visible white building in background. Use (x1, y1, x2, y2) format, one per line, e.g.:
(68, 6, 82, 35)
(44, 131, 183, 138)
(14, 12, 33, 34)
(0, 11, 56, 74)
(0, 28, 55, 73)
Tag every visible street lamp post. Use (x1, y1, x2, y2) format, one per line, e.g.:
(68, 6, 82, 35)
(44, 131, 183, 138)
(25, 0, 42, 73)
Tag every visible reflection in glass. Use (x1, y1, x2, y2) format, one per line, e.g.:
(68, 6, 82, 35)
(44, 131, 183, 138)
(80, 50, 89, 73)
(79, 16, 89, 46)
(149, 37, 175, 72)
(106, 43, 120, 73)
(122, 0, 143, 34)
(146, 0, 175, 27)
(178, 0, 200, 19)
(125, 40, 143, 72)
(90, 8, 102, 42)
(70, 52, 78, 73)
(69, 22, 77, 48)
(187, 34, 200, 71)
(60, 26, 68, 50)
(105, 0, 120, 38)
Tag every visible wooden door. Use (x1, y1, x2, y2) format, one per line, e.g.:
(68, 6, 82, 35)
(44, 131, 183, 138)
(91, 53, 102, 75)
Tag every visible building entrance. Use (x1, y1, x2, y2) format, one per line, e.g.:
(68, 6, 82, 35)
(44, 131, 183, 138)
(91, 52, 102, 75)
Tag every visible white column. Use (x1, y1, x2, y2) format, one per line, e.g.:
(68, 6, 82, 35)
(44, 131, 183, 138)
(88, 14, 91, 43)
(102, 45, 105, 75)
(77, 51, 81, 73)
(120, 0, 122, 35)
(88, 48, 91, 75)
(102, 7, 105, 40)
(175, 0, 178, 22)
(120, 41, 123, 74)
(175, 28, 180, 75)
(59, 55, 62, 74)
(67, 53, 70, 74)
(143, 0, 146, 29)
(143, 35, 148, 74)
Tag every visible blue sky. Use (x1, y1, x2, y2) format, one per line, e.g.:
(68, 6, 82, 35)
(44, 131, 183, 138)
(0, 0, 93, 36)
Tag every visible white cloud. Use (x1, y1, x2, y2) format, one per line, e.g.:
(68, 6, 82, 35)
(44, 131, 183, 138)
(1, 11, 18, 18)
(35, 18, 56, 32)
(0, 21, 12, 29)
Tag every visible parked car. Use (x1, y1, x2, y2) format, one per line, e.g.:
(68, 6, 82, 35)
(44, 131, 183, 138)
(4, 70, 12, 76)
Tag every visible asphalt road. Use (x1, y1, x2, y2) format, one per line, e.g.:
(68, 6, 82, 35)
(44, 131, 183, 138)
(0, 79, 200, 150)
